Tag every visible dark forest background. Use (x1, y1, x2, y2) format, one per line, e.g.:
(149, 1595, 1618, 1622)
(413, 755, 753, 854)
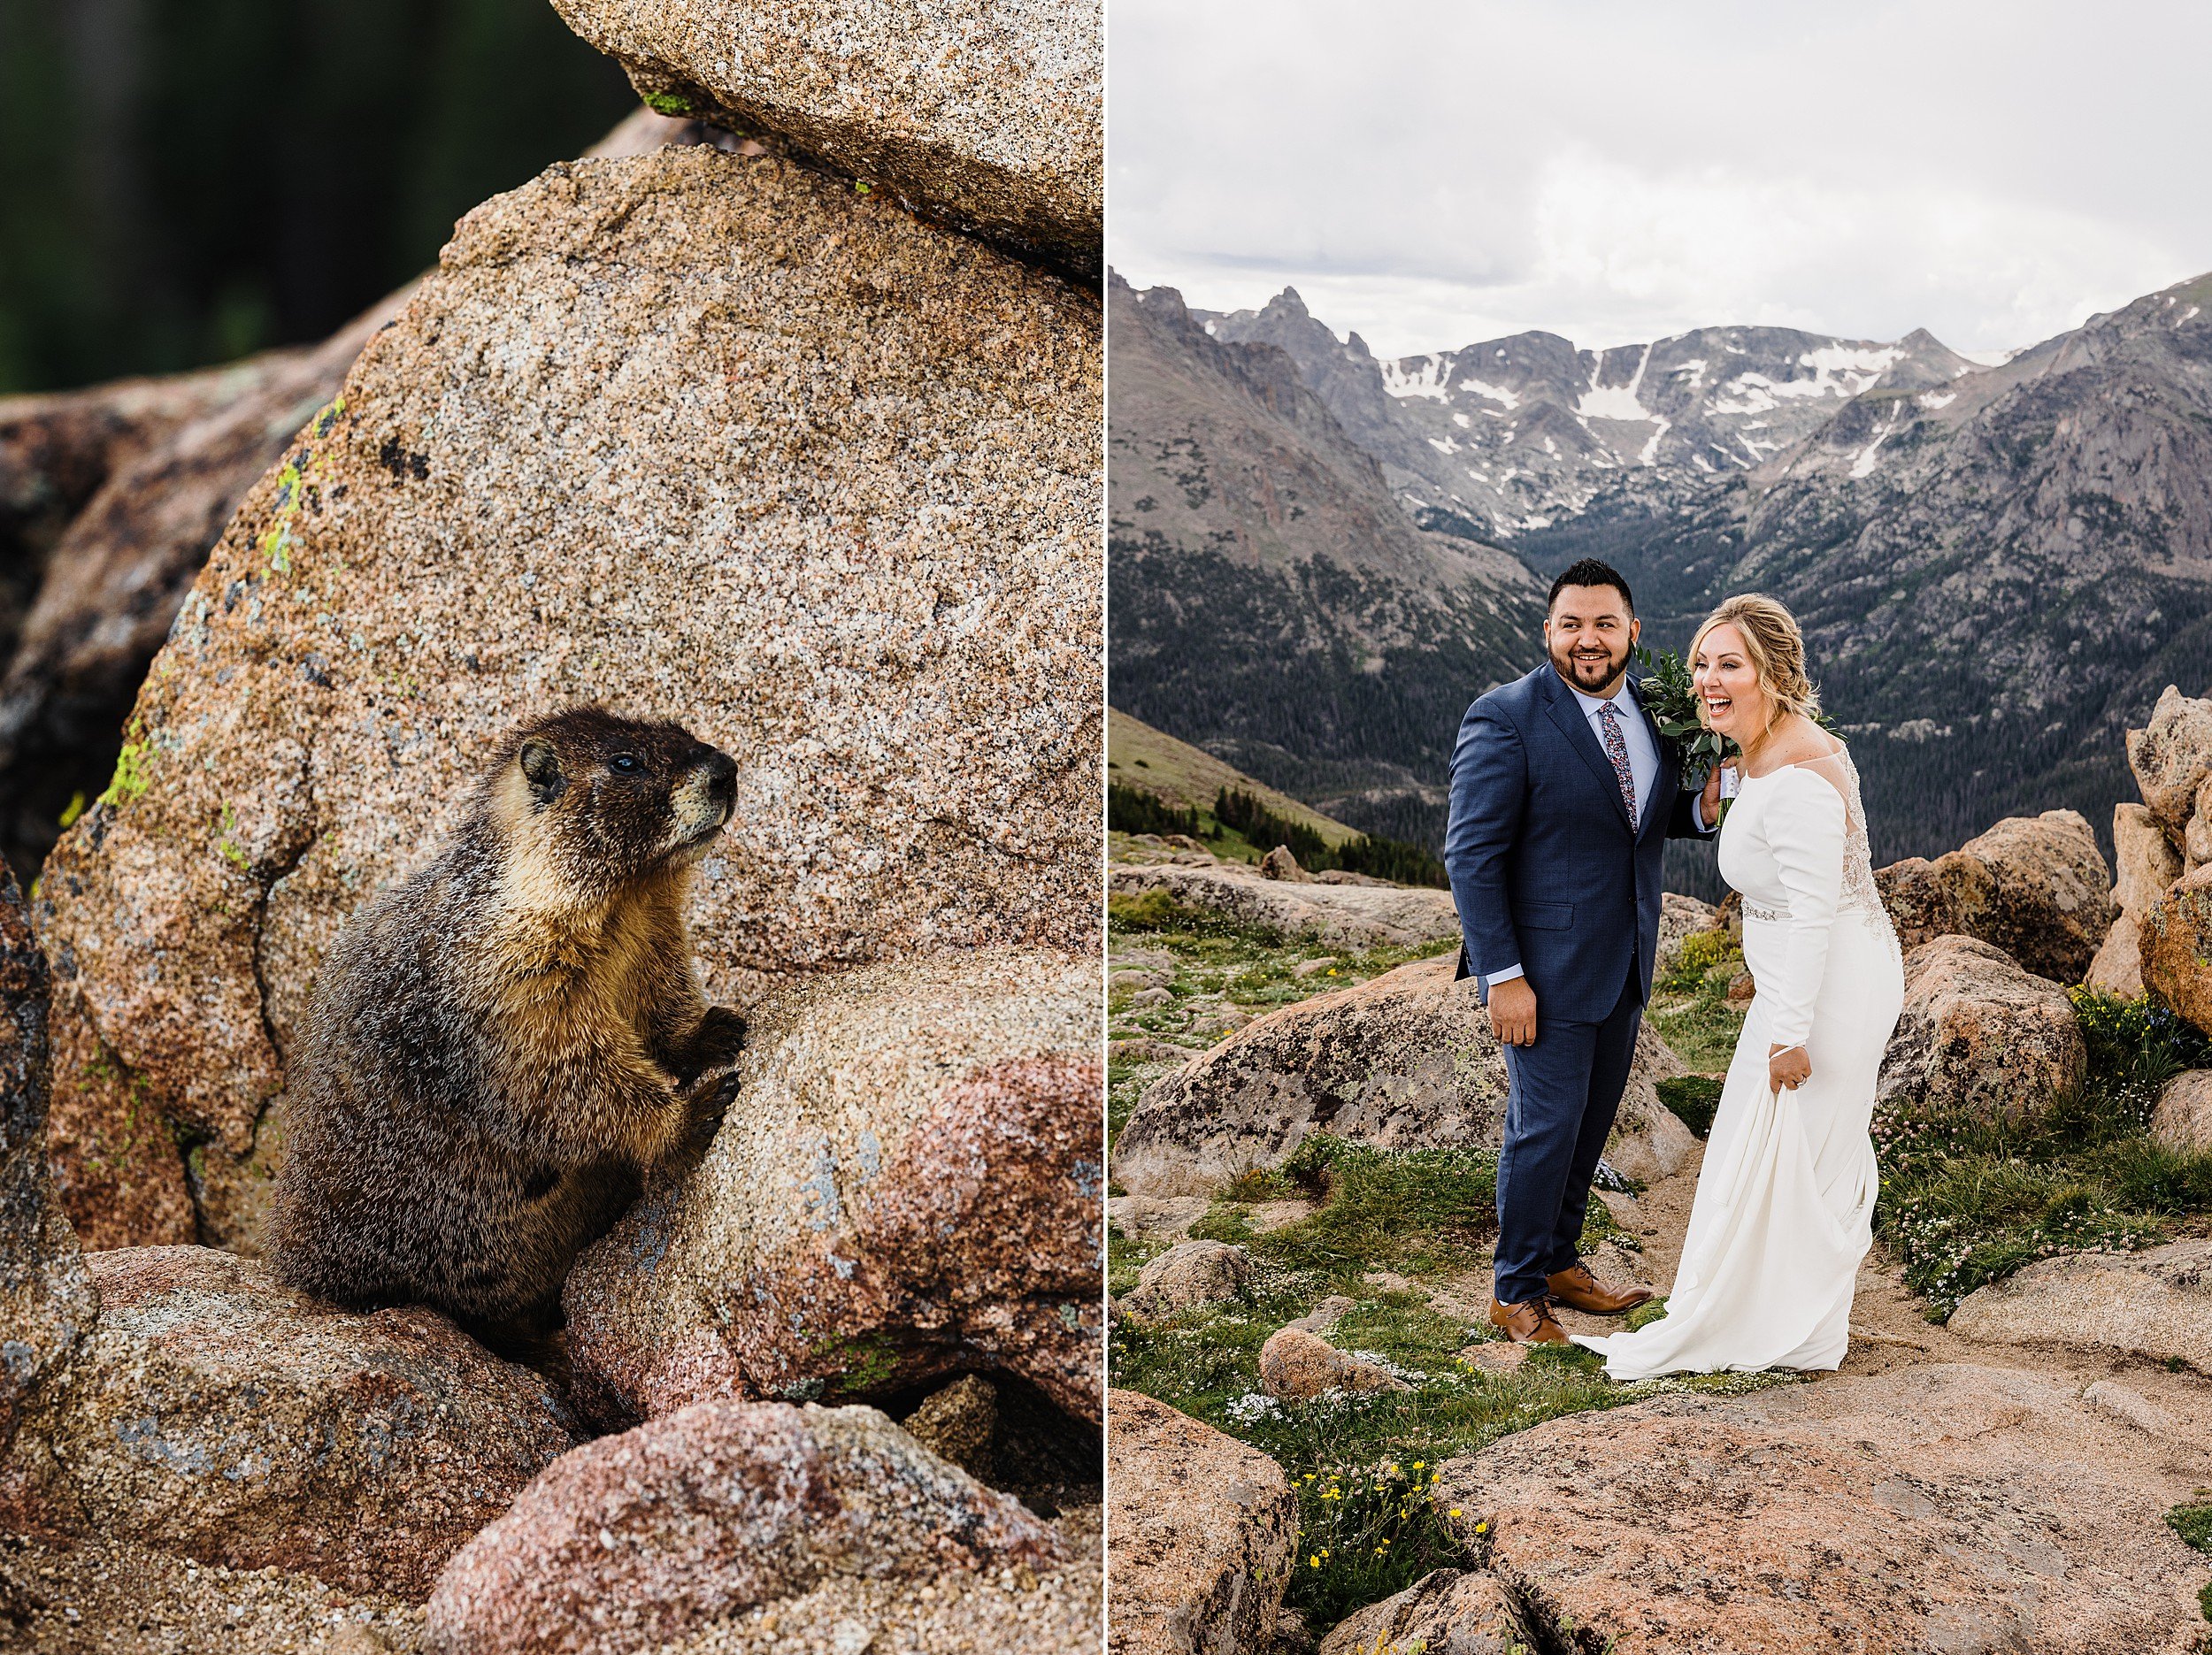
(0, 0, 638, 395)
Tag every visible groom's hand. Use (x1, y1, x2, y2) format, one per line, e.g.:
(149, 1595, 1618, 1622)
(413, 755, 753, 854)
(1489, 977, 1538, 1046)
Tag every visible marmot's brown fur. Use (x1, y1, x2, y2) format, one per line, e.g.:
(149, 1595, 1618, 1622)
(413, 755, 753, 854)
(265, 707, 745, 1353)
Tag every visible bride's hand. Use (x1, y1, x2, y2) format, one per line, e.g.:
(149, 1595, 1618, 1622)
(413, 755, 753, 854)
(1701, 759, 1728, 826)
(1768, 1042, 1811, 1092)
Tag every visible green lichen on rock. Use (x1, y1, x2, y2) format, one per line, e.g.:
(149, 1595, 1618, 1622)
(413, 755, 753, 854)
(95, 721, 153, 810)
(642, 89, 694, 116)
(814, 1330, 904, 1398)
(257, 398, 344, 577)
(216, 803, 248, 870)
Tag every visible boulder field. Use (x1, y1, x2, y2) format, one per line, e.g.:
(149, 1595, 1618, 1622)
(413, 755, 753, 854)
(1106, 722, 2212, 1654)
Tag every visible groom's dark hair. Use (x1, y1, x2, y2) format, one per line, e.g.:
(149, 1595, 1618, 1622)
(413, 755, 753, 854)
(1548, 558, 1634, 615)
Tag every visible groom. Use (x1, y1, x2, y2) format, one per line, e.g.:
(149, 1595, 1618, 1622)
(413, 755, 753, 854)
(1446, 558, 1722, 1345)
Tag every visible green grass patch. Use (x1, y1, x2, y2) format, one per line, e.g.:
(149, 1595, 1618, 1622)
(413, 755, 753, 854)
(1108, 888, 1203, 931)
(1110, 1138, 1800, 1631)
(1876, 989, 2212, 1318)
(2170, 1502, 2212, 1553)
(1657, 1074, 1723, 1139)
(1108, 1224, 1168, 1299)
(2177, 1499, 2212, 1630)
(1106, 1062, 1168, 1143)
(1259, 1136, 1500, 1287)
(1647, 939, 1747, 1072)
(1187, 1203, 1259, 1245)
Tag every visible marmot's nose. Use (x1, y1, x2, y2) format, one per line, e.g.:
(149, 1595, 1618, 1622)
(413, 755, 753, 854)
(702, 749, 737, 807)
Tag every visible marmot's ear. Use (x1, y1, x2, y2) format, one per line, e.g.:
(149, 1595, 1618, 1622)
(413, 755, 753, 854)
(518, 737, 565, 804)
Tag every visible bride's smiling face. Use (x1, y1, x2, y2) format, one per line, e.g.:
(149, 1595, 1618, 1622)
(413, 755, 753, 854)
(1693, 622, 1767, 741)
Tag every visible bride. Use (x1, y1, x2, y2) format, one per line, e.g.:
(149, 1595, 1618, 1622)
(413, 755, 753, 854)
(1575, 594, 1904, 1379)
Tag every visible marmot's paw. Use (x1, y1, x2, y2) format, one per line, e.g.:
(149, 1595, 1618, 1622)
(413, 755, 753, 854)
(693, 1005, 747, 1067)
(668, 1006, 747, 1084)
(684, 1069, 741, 1155)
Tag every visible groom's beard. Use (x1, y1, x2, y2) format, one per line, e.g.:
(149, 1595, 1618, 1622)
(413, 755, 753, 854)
(1550, 638, 1631, 694)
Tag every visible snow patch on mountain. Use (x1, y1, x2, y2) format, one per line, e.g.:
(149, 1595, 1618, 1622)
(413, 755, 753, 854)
(1382, 356, 1453, 400)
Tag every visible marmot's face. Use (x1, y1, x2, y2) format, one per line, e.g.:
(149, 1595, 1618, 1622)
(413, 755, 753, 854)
(497, 708, 737, 897)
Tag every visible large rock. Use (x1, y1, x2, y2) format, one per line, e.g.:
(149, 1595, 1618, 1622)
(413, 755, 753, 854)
(546, 0, 1100, 279)
(0, 357, 276, 657)
(1874, 935, 2085, 1125)
(2112, 801, 2185, 914)
(2140, 862, 2212, 1036)
(1113, 954, 1694, 1198)
(1317, 1568, 1534, 1655)
(1106, 1390, 1295, 1655)
(1115, 954, 1500, 1196)
(0, 110, 713, 892)
(2085, 914, 2145, 998)
(0, 868, 95, 1461)
(424, 1398, 1064, 1655)
(1120, 1239, 1254, 1321)
(1256, 1326, 1407, 1399)
(1434, 1362, 2211, 1653)
(563, 950, 1102, 1425)
(1110, 858, 1461, 948)
(2, 1245, 577, 1598)
(0, 293, 411, 892)
(35, 145, 1102, 1251)
(2088, 802, 2184, 996)
(2127, 685, 2212, 837)
(1874, 809, 2116, 983)
(1948, 1239, 2212, 1372)
(1655, 891, 1721, 974)
(2152, 1069, 2212, 1154)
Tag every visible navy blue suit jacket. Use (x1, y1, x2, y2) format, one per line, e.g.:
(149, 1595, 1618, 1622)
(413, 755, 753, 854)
(1445, 663, 1715, 1022)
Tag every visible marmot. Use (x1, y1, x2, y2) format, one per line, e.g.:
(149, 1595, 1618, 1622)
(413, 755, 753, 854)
(266, 707, 745, 1354)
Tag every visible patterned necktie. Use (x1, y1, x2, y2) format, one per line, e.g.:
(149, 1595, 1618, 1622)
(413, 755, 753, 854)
(1596, 700, 1637, 821)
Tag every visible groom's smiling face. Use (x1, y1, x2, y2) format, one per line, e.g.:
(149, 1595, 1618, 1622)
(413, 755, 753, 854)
(1545, 583, 1640, 696)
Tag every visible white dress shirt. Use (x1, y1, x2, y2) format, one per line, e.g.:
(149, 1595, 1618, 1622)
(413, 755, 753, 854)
(1569, 680, 1659, 826)
(1484, 677, 1710, 992)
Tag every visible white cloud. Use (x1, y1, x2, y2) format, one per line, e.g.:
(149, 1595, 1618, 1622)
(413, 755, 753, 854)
(1109, 0, 2212, 357)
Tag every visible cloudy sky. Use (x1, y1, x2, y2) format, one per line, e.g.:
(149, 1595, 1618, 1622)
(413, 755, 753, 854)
(1110, 0, 2212, 360)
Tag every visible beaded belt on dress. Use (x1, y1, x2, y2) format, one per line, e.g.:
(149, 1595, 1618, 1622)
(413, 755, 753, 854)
(1741, 900, 1787, 923)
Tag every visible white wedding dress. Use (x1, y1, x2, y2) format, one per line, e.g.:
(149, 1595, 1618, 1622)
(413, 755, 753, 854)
(1575, 745, 1904, 1378)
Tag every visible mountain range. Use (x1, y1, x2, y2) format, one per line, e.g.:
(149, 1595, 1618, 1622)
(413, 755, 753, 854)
(1114, 267, 2212, 885)
(1195, 287, 1990, 544)
(1107, 274, 1546, 844)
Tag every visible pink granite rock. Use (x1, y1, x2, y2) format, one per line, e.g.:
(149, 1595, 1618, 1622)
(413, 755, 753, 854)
(4, 1246, 576, 1598)
(563, 950, 1102, 1425)
(1257, 1326, 1408, 1400)
(34, 142, 1101, 1253)
(1106, 1389, 1296, 1655)
(424, 1398, 1062, 1654)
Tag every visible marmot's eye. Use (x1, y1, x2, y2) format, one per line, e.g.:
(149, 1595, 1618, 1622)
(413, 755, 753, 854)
(611, 754, 641, 774)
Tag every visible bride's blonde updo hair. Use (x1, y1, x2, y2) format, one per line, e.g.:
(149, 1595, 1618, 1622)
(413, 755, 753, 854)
(1689, 594, 1821, 732)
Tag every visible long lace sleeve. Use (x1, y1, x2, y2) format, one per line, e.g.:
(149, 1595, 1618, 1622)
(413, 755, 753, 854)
(1761, 764, 1849, 1051)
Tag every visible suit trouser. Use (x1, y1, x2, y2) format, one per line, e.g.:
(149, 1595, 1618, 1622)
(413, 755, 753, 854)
(1493, 960, 1641, 1306)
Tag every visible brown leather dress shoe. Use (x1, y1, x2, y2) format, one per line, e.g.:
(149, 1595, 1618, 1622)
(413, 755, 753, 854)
(1547, 1260, 1654, 1314)
(1487, 1295, 1569, 1345)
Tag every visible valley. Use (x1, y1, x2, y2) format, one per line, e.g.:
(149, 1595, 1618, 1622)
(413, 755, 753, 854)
(1112, 268, 2212, 885)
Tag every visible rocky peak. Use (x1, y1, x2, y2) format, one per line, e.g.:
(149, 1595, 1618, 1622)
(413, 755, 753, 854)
(1187, 282, 1978, 540)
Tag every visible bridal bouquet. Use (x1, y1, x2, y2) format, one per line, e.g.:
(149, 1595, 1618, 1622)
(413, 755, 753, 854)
(1632, 643, 1732, 793)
